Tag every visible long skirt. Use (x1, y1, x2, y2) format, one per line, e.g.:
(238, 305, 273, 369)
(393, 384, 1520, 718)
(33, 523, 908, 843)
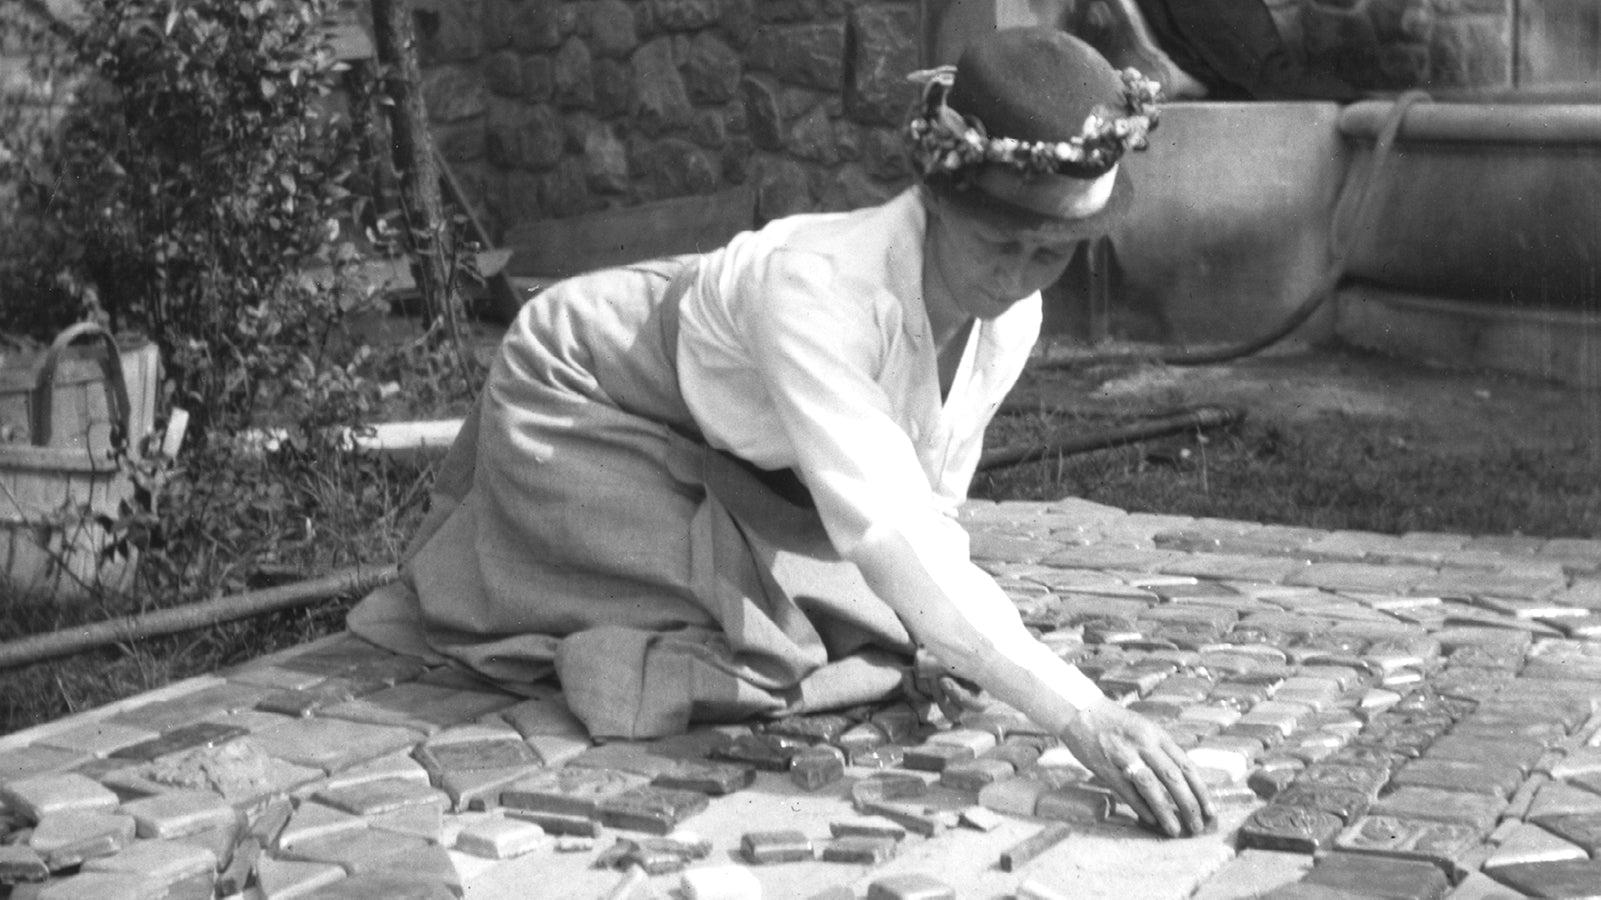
(348, 257, 914, 739)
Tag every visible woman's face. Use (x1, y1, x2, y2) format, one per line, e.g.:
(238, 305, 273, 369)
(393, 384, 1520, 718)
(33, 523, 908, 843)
(925, 195, 1081, 320)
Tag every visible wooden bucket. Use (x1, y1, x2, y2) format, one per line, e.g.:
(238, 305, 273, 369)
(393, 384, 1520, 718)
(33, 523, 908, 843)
(0, 323, 159, 598)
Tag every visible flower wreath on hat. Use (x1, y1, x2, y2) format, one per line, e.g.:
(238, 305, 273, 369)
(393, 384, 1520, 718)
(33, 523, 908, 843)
(905, 65, 1163, 184)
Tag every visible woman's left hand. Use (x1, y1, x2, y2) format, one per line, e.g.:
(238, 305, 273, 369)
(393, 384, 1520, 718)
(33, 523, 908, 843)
(1061, 697, 1216, 838)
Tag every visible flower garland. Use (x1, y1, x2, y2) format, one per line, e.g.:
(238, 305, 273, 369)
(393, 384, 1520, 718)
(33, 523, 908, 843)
(905, 65, 1162, 182)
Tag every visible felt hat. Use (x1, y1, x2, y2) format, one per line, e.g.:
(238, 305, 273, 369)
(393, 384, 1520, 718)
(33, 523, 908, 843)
(907, 27, 1161, 234)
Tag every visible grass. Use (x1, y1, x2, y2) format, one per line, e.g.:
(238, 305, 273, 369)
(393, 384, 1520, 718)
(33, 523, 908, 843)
(3, 353, 1599, 737)
(972, 409, 1601, 538)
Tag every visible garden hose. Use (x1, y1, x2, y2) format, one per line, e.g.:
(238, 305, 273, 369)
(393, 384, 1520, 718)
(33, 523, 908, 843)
(0, 563, 398, 671)
(978, 403, 1242, 471)
(1042, 90, 1432, 370)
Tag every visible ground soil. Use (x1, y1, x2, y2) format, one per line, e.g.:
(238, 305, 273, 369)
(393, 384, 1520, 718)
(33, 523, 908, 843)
(1014, 341, 1601, 462)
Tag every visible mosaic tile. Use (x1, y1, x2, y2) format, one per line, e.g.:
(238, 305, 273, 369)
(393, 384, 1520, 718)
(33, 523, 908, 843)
(452, 815, 549, 859)
(999, 822, 1073, 872)
(1371, 787, 1505, 832)
(740, 829, 814, 864)
(311, 777, 448, 817)
(1529, 811, 1601, 855)
(1332, 814, 1482, 873)
(35, 723, 160, 760)
(854, 801, 946, 838)
(109, 722, 249, 764)
(596, 786, 709, 835)
(33, 871, 166, 900)
(1238, 804, 1345, 854)
(118, 790, 237, 839)
(437, 764, 543, 812)
(1526, 781, 1601, 819)
(791, 747, 847, 791)
(1, 773, 119, 821)
(1299, 851, 1449, 900)
(104, 683, 274, 733)
(253, 854, 346, 898)
(849, 772, 929, 806)
(1425, 735, 1546, 775)
(27, 811, 136, 870)
(81, 838, 215, 885)
(246, 717, 423, 775)
(820, 835, 899, 864)
(978, 776, 1047, 816)
(0, 746, 91, 786)
(1275, 785, 1371, 825)
(1034, 784, 1111, 824)
(503, 766, 651, 822)
(275, 799, 366, 850)
(1389, 758, 1523, 799)
(1482, 822, 1588, 869)
(275, 827, 435, 876)
(709, 734, 800, 772)
(1485, 858, 1601, 899)
(319, 682, 516, 735)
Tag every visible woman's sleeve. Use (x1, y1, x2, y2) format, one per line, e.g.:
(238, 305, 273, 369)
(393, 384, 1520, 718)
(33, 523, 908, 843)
(743, 251, 1106, 730)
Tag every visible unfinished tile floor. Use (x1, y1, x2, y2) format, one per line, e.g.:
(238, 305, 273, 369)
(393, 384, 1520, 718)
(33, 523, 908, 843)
(3, 497, 1601, 899)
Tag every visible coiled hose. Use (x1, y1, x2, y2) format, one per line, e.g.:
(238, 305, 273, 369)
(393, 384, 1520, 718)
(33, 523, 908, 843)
(1044, 90, 1432, 369)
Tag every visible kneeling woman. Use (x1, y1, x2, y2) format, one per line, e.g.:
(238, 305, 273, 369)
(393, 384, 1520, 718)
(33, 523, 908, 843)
(352, 27, 1213, 837)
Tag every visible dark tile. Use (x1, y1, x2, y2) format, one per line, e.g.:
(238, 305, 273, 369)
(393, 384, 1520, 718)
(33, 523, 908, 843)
(499, 767, 649, 817)
(1300, 851, 1449, 900)
(851, 745, 906, 769)
(741, 829, 814, 864)
(413, 737, 539, 776)
(790, 748, 846, 792)
(849, 773, 928, 806)
(939, 758, 1014, 792)
(854, 801, 946, 838)
(0, 845, 49, 883)
(709, 734, 800, 772)
(1276, 785, 1371, 825)
(1486, 858, 1601, 899)
(501, 808, 603, 837)
(311, 778, 448, 817)
(820, 836, 898, 864)
(902, 743, 975, 773)
(254, 677, 389, 718)
(109, 722, 248, 763)
(595, 786, 709, 835)
(829, 819, 907, 842)
(764, 714, 853, 745)
(866, 873, 957, 900)
(999, 822, 1074, 872)
(1238, 804, 1345, 854)
(650, 760, 754, 796)
(1332, 814, 1483, 875)
(834, 723, 889, 756)
(1297, 763, 1391, 797)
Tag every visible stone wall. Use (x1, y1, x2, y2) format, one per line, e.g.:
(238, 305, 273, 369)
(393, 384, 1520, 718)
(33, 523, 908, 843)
(1265, 0, 1550, 93)
(415, 0, 926, 240)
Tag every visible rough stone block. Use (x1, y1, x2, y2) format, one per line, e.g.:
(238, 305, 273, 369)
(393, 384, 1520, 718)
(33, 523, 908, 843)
(866, 872, 957, 900)
(453, 816, 549, 859)
(740, 829, 813, 864)
(821, 835, 898, 864)
(680, 864, 763, 900)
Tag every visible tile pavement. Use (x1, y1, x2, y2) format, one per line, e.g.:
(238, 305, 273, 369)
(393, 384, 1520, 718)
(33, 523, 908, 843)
(1, 499, 1599, 898)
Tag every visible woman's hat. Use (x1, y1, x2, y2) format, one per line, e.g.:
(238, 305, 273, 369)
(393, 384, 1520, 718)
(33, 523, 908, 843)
(907, 27, 1161, 229)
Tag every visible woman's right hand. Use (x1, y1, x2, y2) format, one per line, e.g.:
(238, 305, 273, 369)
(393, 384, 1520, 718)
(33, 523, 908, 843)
(1060, 697, 1216, 838)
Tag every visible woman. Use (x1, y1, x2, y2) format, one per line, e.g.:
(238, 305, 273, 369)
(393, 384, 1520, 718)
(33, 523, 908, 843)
(351, 27, 1213, 837)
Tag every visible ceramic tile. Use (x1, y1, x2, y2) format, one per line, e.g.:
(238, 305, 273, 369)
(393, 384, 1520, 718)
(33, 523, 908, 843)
(118, 790, 237, 839)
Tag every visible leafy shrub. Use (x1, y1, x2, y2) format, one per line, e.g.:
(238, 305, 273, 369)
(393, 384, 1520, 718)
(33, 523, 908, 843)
(0, 0, 482, 603)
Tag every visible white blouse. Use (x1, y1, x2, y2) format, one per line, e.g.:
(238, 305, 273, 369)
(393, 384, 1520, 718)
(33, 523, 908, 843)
(676, 188, 1106, 721)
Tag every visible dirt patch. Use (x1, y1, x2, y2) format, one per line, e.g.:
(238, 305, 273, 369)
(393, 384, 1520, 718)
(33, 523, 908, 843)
(1014, 343, 1601, 460)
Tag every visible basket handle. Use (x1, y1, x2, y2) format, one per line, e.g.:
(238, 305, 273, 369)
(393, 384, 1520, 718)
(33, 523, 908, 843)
(32, 322, 133, 451)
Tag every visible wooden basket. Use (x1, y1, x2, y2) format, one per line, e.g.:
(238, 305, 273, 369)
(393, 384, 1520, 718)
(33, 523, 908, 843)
(0, 323, 158, 598)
